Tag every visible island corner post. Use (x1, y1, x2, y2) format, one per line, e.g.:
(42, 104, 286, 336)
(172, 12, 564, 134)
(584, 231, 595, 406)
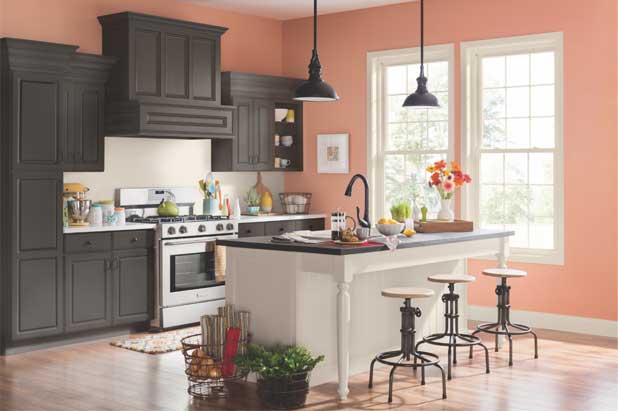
(220, 230, 513, 400)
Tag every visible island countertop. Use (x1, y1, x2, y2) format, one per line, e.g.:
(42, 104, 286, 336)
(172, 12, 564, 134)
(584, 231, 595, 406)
(217, 229, 514, 255)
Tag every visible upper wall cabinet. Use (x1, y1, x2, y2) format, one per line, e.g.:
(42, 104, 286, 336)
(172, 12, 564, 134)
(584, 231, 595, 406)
(212, 72, 304, 172)
(0, 38, 115, 172)
(98, 12, 235, 139)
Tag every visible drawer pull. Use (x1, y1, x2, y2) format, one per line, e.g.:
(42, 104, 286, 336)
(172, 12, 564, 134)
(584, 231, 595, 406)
(246, 230, 252, 234)
(279, 227, 284, 232)
(131, 237, 139, 243)
(84, 240, 93, 246)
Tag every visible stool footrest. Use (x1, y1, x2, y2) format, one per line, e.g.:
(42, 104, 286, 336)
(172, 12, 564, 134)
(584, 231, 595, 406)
(476, 321, 532, 336)
(374, 350, 441, 368)
(420, 332, 484, 347)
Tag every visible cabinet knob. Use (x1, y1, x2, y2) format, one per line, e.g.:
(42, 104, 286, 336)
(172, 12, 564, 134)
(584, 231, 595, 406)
(84, 240, 92, 246)
(279, 227, 284, 232)
(131, 237, 139, 243)
(247, 230, 252, 234)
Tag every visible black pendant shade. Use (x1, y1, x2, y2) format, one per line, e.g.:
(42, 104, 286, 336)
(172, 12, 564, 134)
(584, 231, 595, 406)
(403, 0, 439, 109)
(294, 0, 339, 102)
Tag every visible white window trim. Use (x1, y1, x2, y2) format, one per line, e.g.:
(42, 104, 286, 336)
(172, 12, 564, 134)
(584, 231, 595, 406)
(367, 44, 455, 223)
(460, 32, 564, 265)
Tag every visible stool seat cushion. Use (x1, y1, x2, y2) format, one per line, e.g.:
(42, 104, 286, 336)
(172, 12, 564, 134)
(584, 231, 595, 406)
(427, 273, 476, 284)
(482, 268, 527, 278)
(381, 287, 434, 299)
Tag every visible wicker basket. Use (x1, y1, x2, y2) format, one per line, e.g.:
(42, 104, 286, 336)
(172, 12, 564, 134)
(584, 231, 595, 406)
(181, 334, 248, 399)
(279, 193, 312, 214)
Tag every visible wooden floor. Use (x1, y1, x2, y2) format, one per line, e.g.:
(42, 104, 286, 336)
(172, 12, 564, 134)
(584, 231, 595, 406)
(1, 325, 616, 411)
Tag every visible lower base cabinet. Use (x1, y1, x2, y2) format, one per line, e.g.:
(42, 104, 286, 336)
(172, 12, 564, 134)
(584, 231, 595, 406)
(114, 250, 151, 324)
(238, 218, 325, 238)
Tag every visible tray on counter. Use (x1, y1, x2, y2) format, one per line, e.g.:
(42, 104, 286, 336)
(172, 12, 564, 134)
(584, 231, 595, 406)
(414, 220, 473, 233)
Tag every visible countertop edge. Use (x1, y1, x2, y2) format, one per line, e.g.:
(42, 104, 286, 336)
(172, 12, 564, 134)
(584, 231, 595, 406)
(63, 223, 158, 234)
(217, 230, 515, 256)
(237, 214, 326, 223)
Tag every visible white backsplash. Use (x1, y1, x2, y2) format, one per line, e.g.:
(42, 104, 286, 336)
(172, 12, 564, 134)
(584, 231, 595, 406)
(63, 137, 285, 213)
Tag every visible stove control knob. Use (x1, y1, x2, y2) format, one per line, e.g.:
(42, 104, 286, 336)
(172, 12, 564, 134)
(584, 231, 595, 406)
(226, 223, 235, 231)
(216, 223, 224, 231)
(167, 227, 176, 235)
(179, 225, 187, 234)
(198, 224, 207, 233)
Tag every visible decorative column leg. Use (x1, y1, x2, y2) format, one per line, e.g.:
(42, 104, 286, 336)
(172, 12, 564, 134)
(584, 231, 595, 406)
(337, 282, 351, 400)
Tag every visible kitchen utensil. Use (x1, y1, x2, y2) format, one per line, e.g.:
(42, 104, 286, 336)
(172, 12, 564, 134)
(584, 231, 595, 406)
(63, 183, 90, 199)
(67, 199, 92, 226)
(254, 172, 272, 198)
(376, 222, 405, 236)
(275, 108, 288, 122)
(281, 135, 293, 147)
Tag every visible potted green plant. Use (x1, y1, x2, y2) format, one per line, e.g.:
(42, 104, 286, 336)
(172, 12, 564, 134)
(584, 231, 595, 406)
(390, 201, 411, 223)
(244, 187, 261, 215)
(235, 344, 324, 409)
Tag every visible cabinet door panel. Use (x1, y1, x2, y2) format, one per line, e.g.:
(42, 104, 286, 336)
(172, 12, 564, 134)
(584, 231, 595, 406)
(16, 175, 59, 252)
(164, 34, 189, 99)
(254, 99, 274, 170)
(16, 78, 59, 166)
(238, 222, 265, 238)
(264, 221, 295, 236)
(134, 29, 161, 97)
(13, 257, 62, 339)
(65, 255, 111, 331)
(114, 251, 151, 324)
(69, 83, 104, 171)
(294, 218, 325, 232)
(191, 37, 217, 103)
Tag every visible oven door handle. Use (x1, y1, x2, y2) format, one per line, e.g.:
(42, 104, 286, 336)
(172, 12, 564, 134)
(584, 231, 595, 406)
(163, 239, 215, 246)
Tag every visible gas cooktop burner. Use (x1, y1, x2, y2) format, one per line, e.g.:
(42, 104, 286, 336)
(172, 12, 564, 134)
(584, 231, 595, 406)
(127, 214, 230, 224)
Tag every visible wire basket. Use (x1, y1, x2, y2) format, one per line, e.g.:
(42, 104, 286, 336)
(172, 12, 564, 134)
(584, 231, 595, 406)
(279, 193, 312, 214)
(181, 334, 248, 399)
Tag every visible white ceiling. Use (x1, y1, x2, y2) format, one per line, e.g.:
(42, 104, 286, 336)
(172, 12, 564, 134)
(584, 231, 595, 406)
(183, 0, 416, 20)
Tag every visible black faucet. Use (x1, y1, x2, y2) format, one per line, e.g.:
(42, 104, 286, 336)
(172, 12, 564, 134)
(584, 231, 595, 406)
(344, 174, 370, 228)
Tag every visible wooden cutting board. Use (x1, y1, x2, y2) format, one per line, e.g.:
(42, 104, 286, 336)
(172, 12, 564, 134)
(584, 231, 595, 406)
(414, 220, 473, 233)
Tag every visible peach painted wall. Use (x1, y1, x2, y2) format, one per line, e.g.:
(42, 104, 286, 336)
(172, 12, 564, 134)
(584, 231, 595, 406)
(282, 0, 618, 321)
(0, 0, 283, 75)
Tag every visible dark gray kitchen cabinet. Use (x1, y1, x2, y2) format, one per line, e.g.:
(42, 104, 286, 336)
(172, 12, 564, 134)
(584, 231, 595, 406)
(98, 12, 234, 138)
(212, 72, 304, 172)
(12, 257, 63, 340)
(237, 217, 325, 238)
(65, 253, 112, 332)
(63, 230, 153, 334)
(113, 250, 151, 324)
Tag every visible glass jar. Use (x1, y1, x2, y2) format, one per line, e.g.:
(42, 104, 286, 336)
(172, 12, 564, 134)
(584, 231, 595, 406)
(114, 207, 126, 225)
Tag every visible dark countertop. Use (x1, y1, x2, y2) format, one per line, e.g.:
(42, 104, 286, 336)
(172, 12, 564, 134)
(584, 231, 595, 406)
(218, 229, 514, 256)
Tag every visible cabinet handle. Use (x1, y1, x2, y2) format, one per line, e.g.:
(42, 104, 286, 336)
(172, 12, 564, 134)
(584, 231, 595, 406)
(246, 229, 252, 234)
(84, 240, 93, 246)
(279, 227, 284, 232)
(131, 237, 139, 243)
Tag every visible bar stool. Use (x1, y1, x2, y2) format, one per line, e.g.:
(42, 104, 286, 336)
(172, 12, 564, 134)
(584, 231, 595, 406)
(470, 268, 538, 366)
(415, 274, 489, 380)
(368, 287, 446, 402)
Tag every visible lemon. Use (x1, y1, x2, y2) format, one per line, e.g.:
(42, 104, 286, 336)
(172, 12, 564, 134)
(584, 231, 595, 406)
(378, 217, 389, 225)
(403, 228, 416, 238)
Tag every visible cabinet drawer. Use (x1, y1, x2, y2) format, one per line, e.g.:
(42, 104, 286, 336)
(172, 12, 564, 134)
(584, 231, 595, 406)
(294, 218, 325, 232)
(264, 221, 295, 236)
(64, 233, 112, 253)
(238, 222, 265, 238)
(112, 230, 153, 250)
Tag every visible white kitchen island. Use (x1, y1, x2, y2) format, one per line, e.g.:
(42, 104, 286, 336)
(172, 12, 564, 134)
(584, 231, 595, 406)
(218, 229, 513, 400)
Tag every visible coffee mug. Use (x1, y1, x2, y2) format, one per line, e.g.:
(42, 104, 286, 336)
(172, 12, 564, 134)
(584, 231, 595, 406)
(281, 135, 293, 147)
(280, 159, 291, 167)
(355, 227, 371, 240)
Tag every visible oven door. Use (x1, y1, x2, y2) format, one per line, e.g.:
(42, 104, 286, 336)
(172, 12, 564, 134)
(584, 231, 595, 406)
(160, 236, 232, 307)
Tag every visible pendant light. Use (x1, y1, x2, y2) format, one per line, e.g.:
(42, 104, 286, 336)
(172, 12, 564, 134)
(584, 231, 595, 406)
(402, 0, 439, 108)
(294, 0, 339, 102)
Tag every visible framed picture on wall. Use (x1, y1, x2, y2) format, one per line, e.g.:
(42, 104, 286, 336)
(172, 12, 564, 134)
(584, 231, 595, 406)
(317, 133, 349, 174)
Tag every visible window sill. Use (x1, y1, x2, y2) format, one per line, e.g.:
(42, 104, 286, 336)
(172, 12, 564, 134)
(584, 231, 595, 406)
(471, 249, 564, 266)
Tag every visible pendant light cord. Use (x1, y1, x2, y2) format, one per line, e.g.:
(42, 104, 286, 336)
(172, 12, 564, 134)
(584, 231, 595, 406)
(313, 0, 318, 52)
(420, 0, 425, 77)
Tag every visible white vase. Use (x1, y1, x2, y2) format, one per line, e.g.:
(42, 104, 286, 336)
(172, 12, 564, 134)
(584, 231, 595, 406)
(437, 198, 455, 221)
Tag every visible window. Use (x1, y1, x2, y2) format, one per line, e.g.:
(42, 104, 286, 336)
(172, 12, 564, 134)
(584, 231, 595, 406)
(367, 45, 454, 221)
(461, 33, 564, 264)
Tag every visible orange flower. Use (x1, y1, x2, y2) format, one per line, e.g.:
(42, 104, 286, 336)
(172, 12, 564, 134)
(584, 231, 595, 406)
(450, 161, 461, 172)
(434, 160, 447, 170)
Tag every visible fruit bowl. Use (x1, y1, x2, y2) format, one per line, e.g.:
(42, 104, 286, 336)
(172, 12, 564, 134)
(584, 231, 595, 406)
(376, 222, 405, 237)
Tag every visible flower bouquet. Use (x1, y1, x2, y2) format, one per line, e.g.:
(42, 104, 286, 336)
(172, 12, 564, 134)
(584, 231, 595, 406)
(426, 160, 471, 221)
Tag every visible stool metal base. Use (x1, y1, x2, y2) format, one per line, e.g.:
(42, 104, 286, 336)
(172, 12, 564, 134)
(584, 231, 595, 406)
(368, 298, 447, 402)
(470, 278, 538, 366)
(416, 283, 490, 379)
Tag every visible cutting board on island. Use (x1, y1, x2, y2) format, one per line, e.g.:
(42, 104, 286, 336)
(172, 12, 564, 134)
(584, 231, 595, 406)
(415, 220, 473, 233)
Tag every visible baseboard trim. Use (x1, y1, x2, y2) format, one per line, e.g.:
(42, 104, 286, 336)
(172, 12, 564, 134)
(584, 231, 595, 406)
(468, 305, 618, 338)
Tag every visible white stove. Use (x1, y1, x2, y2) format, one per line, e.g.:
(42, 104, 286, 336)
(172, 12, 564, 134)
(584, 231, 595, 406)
(117, 187, 237, 329)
